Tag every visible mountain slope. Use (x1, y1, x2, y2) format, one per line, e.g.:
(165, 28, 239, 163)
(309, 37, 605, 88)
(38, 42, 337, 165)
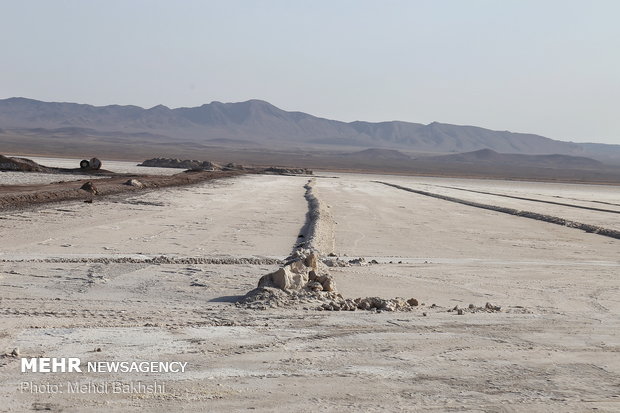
(343, 148, 412, 161)
(0, 97, 607, 158)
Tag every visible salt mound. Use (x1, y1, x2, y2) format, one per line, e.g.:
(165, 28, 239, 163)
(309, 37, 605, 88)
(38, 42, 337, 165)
(0, 155, 50, 172)
(139, 158, 221, 170)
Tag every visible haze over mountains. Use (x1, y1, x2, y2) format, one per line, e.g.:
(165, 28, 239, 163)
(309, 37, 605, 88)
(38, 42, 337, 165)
(1, 97, 618, 163)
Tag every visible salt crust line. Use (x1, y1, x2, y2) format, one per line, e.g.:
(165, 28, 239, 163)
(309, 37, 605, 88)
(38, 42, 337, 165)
(238, 179, 429, 312)
(377, 181, 620, 240)
(301, 179, 335, 255)
(0, 256, 282, 265)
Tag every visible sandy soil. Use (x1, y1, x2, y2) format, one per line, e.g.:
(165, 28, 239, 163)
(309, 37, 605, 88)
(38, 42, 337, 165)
(1, 173, 619, 412)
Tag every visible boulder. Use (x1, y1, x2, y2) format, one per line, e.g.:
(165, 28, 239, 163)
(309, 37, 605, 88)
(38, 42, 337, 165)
(258, 264, 309, 291)
(80, 181, 98, 195)
(321, 276, 336, 292)
(348, 257, 367, 266)
(288, 259, 308, 274)
(308, 270, 318, 281)
(124, 179, 144, 188)
(485, 302, 501, 311)
(90, 158, 102, 170)
(304, 252, 319, 271)
(322, 258, 350, 267)
(223, 162, 245, 171)
(307, 281, 323, 292)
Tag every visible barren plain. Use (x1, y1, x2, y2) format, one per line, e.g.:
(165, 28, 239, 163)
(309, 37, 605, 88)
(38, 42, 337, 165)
(0, 164, 619, 412)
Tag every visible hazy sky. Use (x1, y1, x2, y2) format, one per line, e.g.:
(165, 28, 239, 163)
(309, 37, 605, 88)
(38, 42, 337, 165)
(1, 0, 618, 144)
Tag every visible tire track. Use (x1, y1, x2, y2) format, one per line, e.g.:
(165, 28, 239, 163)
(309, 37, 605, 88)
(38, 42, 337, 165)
(431, 184, 620, 214)
(376, 181, 620, 240)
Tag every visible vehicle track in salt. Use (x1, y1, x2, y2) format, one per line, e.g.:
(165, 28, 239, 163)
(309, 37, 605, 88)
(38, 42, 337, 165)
(431, 184, 620, 214)
(376, 181, 620, 240)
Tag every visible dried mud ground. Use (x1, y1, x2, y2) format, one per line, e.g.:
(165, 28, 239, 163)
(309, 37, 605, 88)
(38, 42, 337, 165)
(0, 173, 619, 412)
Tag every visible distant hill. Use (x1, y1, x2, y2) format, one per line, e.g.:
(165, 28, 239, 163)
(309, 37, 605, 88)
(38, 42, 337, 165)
(343, 148, 412, 161)
(422, 149, 603, 169)
(575, 142, 620, 165)
(2, 97, 615, 161)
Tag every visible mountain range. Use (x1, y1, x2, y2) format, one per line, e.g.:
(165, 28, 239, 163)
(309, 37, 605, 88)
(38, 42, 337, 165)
(1, 97, 618, 164)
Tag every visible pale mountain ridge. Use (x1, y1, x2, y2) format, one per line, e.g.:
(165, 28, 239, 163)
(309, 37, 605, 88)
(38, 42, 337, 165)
(0, 97, 606, 157)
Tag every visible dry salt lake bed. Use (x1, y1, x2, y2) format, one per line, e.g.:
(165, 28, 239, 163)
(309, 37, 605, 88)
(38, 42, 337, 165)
(0, 159, 619, 412)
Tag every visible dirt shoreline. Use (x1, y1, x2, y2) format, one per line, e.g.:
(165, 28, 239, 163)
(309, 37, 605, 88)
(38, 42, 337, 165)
(0, 170, 243, 211)
(5, 151, 620, 186)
